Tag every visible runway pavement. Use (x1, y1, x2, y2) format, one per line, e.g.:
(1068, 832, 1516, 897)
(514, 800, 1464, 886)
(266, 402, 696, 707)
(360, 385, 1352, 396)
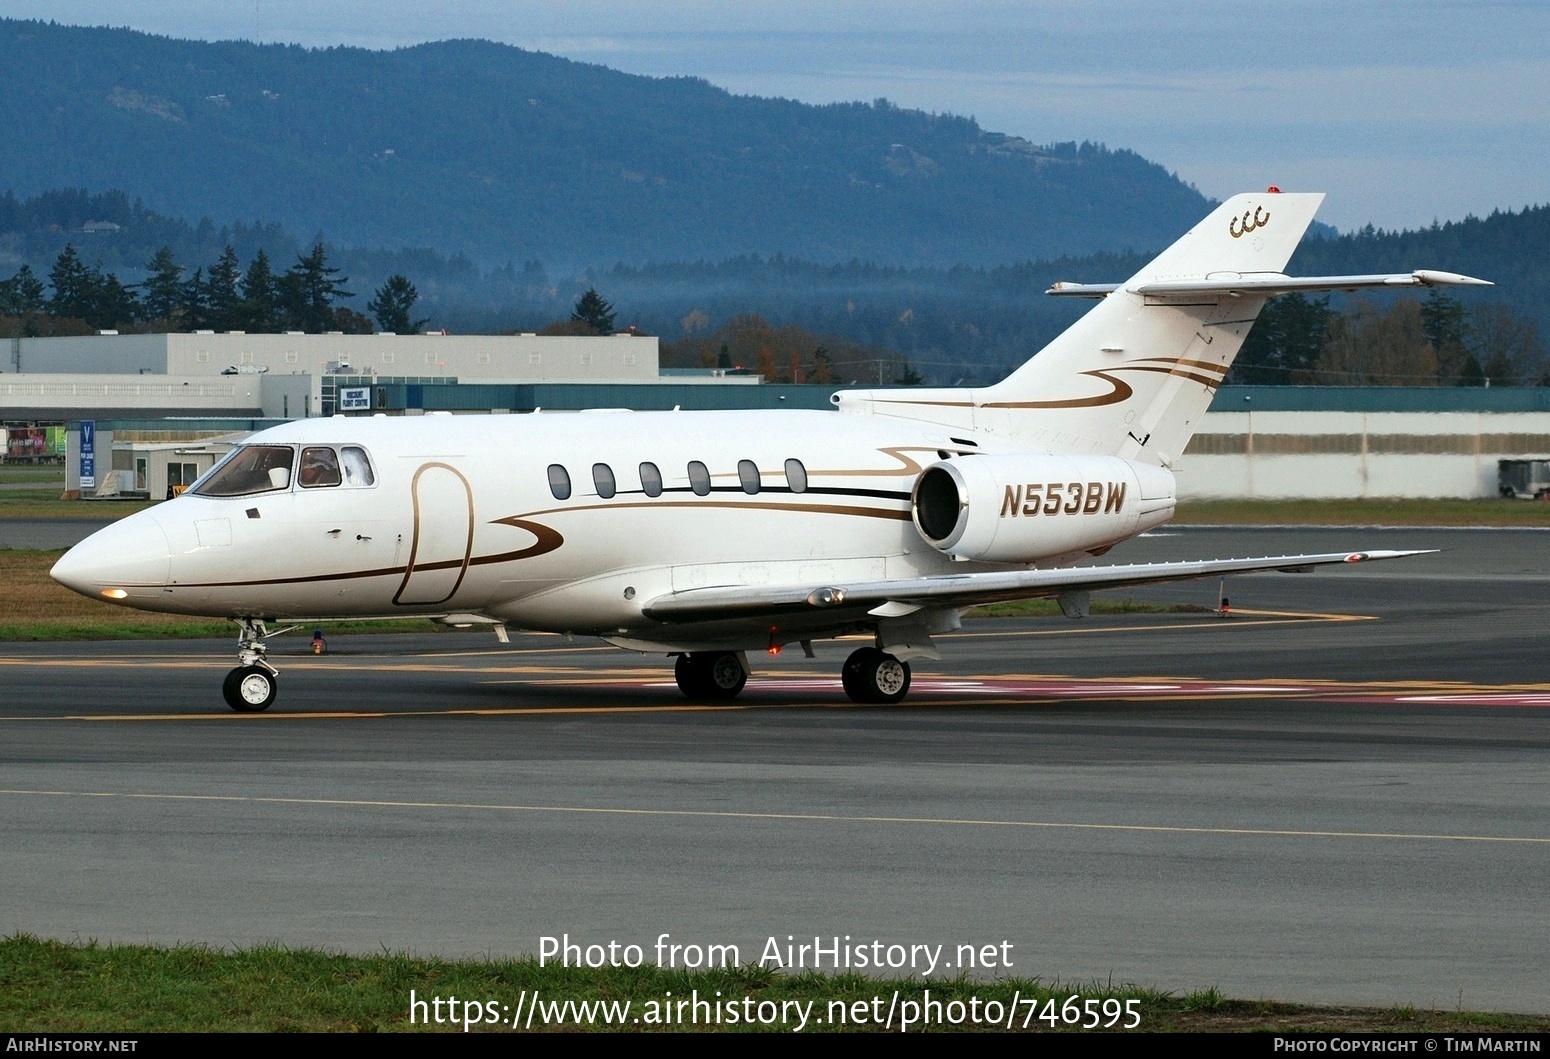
(2, 526, 1549, 1014)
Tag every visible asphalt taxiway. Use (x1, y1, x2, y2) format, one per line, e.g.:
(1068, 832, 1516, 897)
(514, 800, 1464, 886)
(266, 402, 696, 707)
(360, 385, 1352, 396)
(3, 526, 1548, 1013)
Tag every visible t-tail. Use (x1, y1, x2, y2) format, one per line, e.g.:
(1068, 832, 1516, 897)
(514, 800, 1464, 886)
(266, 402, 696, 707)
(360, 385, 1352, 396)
(832, 189, 1490, 467)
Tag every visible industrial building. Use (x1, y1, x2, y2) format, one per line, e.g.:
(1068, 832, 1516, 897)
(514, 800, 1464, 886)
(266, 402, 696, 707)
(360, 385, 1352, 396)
(10, 332, 1550, 500)
(2, 329, 682, 420)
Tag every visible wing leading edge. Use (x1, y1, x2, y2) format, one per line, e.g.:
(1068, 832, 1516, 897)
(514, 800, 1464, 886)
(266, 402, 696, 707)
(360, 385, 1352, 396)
(641, 549, 1434, 623)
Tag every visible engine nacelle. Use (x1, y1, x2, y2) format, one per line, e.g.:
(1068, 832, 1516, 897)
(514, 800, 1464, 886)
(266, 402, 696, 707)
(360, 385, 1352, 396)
(912, 453, 1176, 563)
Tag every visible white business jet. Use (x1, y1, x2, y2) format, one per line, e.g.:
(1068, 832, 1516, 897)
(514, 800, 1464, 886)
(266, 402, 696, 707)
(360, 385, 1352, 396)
(51, 191, 1489, 711)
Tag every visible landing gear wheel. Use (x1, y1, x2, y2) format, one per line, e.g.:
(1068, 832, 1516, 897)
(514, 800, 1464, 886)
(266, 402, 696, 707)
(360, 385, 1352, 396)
(673, 652, 747, 700)
(223, 665, 277, 712)
(674, 654, 702, 697)
(842, 647, 912, 704)
(703, 652, 748, 699)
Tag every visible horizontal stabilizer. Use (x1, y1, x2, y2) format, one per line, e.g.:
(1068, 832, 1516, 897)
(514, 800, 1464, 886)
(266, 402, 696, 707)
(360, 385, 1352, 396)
(643, 550, 1434, 622)
(1048, 270, 1492, 299)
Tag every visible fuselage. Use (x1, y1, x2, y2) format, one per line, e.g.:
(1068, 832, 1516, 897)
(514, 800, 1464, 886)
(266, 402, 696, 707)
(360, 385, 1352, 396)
(53, 408, 1087, 646)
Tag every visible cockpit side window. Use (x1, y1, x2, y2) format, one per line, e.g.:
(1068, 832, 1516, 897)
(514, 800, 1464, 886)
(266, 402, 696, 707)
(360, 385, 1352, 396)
(299, 446, 343, 488)
(193, 445, 296, 496)
(341, 446, 375, 486)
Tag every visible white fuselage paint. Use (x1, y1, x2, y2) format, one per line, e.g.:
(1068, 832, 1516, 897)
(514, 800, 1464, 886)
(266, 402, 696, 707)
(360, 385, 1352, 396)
(55, 409, 1036, 645)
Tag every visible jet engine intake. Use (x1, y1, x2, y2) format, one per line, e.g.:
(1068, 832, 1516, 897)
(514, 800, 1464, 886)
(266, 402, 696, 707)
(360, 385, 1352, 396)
(911, 453, 1175, 563)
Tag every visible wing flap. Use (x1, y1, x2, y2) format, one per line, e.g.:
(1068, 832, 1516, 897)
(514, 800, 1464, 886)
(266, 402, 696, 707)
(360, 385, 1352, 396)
(642, 550, 1433, 622)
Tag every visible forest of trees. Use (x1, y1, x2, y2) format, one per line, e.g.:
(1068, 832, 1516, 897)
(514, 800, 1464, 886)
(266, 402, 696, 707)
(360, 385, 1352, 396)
(1229, 290, 1546, 387)
(3, 186, 1548, 387)
(0, 242, 425, 337)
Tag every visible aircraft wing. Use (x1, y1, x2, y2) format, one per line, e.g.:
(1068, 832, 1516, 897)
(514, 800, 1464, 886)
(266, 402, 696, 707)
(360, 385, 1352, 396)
(1046, 270, 1491, 299)
(642, 549, 1432, 622)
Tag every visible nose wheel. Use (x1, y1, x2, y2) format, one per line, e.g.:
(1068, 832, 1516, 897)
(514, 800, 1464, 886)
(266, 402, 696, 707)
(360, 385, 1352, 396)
(223, 665, 278, 712)
(224, 617, 283, 712)
(842, 647, 911, 704)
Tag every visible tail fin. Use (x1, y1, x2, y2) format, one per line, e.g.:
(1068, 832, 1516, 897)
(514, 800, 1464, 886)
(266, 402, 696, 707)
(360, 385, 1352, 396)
(833, 191, 1324, 466)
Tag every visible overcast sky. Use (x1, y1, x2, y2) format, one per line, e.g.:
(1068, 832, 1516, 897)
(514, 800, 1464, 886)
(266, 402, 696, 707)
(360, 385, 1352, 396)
(5, 0, 1545, 233)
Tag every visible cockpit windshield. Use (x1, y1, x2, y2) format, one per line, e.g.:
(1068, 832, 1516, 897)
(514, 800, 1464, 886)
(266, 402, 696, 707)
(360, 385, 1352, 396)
(193, 445, 296, 496)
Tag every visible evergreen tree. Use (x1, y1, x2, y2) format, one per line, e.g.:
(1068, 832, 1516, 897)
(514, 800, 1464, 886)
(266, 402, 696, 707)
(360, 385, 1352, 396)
(1229, 294, 1331, 384)
(180, 267, 209, 331)
(284, 243, 352, 332)
(93, 273, 140, 330)
(206, 245, 243, 331)
(0, 265, 46, 316)
(139, 247, 185, 326)
(239, 249, 282, 332)
(46, 245, 135, 329)
(46, 244, 94, 320)
(1421, 289, 1469, 382)
(368, 274, 427, 333)
(571, 287, 616, 333)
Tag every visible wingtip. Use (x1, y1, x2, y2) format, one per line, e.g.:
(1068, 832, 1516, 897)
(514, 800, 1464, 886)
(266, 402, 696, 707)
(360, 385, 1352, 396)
(1413, 270, 1493, 287)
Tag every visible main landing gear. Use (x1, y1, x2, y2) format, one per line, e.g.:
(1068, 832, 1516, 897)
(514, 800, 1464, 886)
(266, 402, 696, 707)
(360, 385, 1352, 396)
(841, 647, 911, 705)
(223, 618, 280, 712)
(674, 651, 748, 700)
(670, 646, 912, 705)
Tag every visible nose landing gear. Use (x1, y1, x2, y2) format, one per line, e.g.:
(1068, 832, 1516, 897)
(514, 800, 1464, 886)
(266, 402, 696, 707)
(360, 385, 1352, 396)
(223, 618, 281, 712)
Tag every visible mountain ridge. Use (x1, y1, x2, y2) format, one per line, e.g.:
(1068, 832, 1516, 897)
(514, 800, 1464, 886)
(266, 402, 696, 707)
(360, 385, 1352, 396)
(0, 18, 1210, 270)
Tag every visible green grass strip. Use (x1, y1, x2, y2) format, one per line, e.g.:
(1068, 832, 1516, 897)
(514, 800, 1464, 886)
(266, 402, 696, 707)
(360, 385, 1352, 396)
(2, 936, 1545, 1033)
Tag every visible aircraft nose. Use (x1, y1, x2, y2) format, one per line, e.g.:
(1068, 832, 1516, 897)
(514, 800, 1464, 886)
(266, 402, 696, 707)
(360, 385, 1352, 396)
(51, 512, 173, 601)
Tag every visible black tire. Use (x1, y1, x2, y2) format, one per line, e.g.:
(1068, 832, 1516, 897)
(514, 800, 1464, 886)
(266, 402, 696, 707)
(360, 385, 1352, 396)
(674, 653, 705, 697)
(223, 665, 277, 712)
(842, 648, 912, 704)
(702, 652, 747, 699)
(675, 652, 746, 700)
(841, 647, 881, 702)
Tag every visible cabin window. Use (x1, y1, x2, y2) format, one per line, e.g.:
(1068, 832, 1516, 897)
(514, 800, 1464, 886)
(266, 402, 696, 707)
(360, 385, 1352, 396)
(640, 462, 663, 497)
(785, 458, 808, 493)
(340, 446, 375, 486)
(193, 445, 296, 496)
(687, 461, 711, 496)
(593, 463, 616, 499)
(299, 446, 342, 488)
(738, 459, 761, 494)
(547, 464, 571, 500)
